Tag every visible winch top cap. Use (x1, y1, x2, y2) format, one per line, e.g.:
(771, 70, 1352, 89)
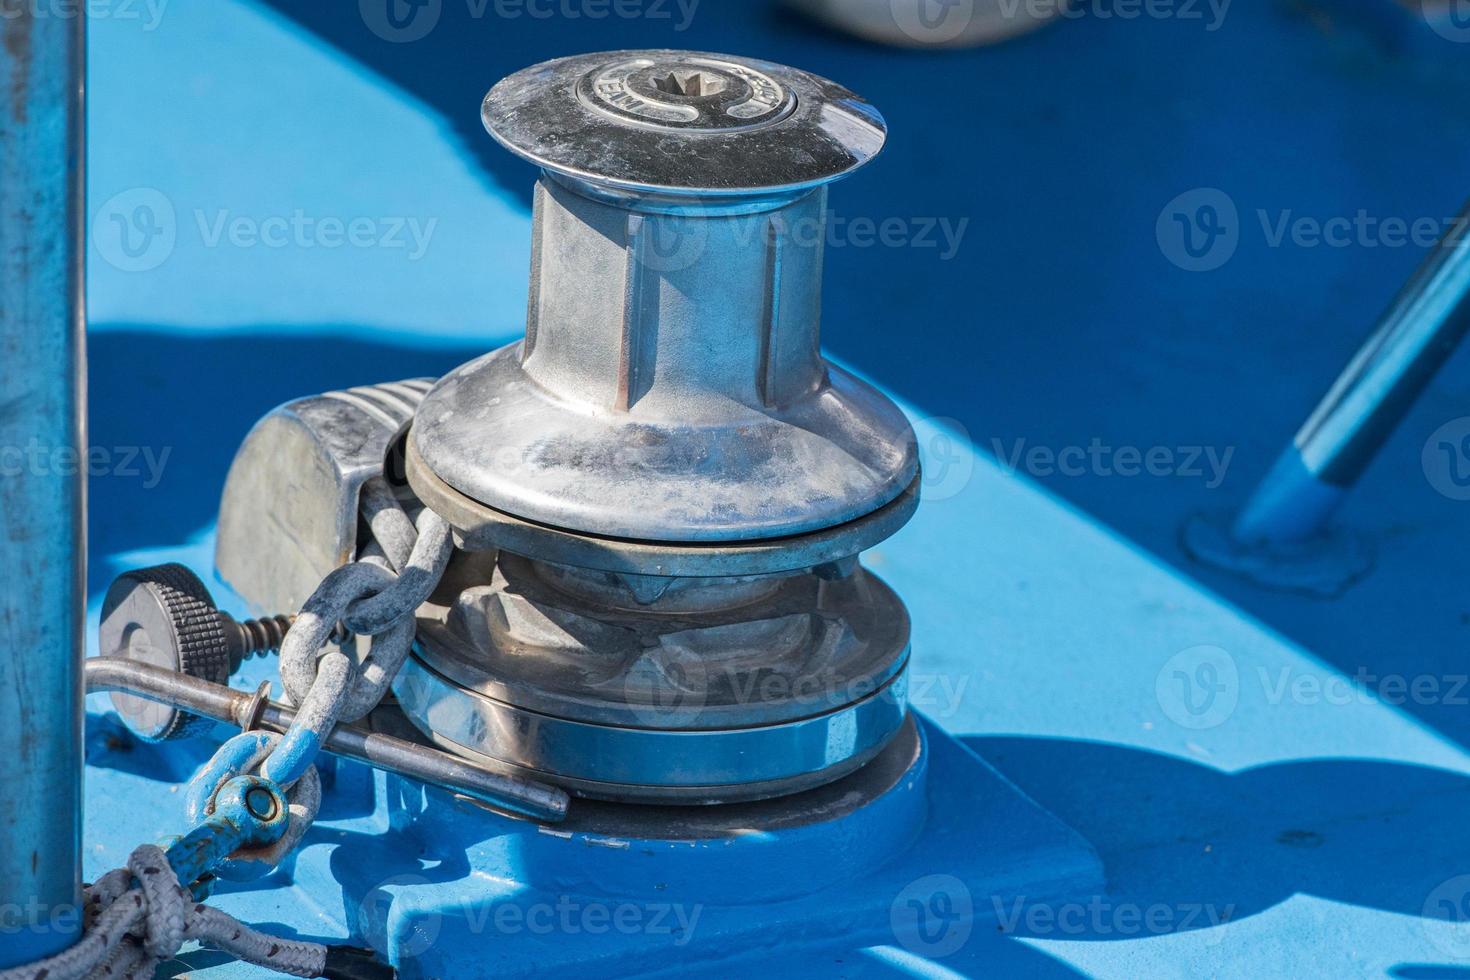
(482, 49, 888, 197)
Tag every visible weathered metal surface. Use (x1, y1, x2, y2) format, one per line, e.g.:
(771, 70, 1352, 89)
(406, 436, 921, 577)
(0, 7, 85, 966)
(385, 52, 922, 803)
(480, 50, 886, 196)
(215, 379, 432, 615)
(391, 548, 910, 803)
(413, 51, 918, 542)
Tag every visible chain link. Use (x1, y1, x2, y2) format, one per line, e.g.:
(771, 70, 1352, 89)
(2, 479, 447, 978)
(195, 476, 453, 869)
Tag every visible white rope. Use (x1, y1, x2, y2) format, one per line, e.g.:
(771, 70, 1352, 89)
(0, 845, 328, 980)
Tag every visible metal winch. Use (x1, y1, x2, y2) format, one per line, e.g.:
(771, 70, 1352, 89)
(213, 49, 920, 805)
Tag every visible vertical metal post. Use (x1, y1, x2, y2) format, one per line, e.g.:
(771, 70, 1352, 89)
(0, 7, 86, 965)
(1232, 197, 1470, 545)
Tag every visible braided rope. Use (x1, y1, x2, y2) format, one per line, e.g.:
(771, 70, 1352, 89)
(0, 845, 327, 980)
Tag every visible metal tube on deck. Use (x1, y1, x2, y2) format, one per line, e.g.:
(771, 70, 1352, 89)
(1233, 197, 1470, 545)
(82, 659, 571, 824)
(0, 9, 86, 966)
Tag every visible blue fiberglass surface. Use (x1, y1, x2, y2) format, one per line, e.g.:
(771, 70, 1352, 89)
(80, 0, 1470, 976)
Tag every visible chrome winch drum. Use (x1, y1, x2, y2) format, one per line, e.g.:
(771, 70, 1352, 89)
(220, 49, 921, 805)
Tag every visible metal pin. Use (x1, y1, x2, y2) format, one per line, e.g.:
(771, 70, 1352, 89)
(84, 658, 570, 824)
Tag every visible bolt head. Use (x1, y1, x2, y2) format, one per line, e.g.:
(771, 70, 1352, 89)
(244, 786, 280, 822)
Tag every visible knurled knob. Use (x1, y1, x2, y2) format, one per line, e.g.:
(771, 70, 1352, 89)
(98, 563, 290, 741)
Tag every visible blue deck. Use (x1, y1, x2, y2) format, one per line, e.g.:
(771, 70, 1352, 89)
(81, 1, 1470, 975)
